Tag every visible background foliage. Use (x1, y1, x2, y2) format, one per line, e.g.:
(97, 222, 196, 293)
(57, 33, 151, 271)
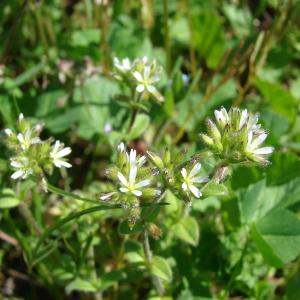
(1, 0, 300, 299)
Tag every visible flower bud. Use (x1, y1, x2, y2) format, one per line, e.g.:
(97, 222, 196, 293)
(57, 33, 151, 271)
(207, 119, 221, 141)
(146, 151, 164, 169)
(200, 133, 214, 146)
(148, 223, 162, 240)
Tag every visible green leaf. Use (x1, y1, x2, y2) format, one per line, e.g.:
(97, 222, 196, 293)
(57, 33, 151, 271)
(66, 277, 97, 293)
(0, 188, 20, 208)
(256, 79, 297, 124)
(254, 209, 300, 265)
(202, 182, 228, 198)
(98, 270, 126, 291)
(173, 216, 199, 246)
(126, 114, 150, 140)
(151, 256, 172, 282)
(124, 240, 145, 265)
(71, 29, 101, 47)
(251, 225, 283, 268)
(191, 10, 225, 69)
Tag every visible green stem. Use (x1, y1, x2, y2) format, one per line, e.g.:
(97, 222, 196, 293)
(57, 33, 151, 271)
(87, 245, 103, 300)
(142, 226, 165, 296)
(163, 0, 171, 75)
(18, 202, 42, 235)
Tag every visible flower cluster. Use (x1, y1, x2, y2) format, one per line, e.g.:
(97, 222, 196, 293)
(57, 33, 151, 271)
(101, 143, 161, 225)
(200, 107, 274, 165)
(113, 56, 164, 103)
(4, 114, 72, 181)
(147, 149, 209, 204)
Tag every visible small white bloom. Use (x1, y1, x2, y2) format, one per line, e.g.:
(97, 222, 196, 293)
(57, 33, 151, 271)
(17, 130, 41, 150)
(4, 128, 13, 136)
(114, 57, 132, 73)
(181, 163, 209, 198)
(118, 166, 150, 197)
(50, 140, 72, 168)
(126, 149, 146, 167)
(246, 131, 274, 162)
(18, 113, 24, 122)
(214, 107, 230, 128)
(10, 158, 33, 180)
(118, 142, 125, 152)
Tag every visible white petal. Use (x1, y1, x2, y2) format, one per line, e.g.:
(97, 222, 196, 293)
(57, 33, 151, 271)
(57, 160, 72, 168)
(192, 175, 209, 183)
(11, 170, 24, 180)
(57, 147, 72, 158)
(133, 71, 143, 82)
(144, 66, 151, 78)
(239, 109, 248, 129)
(136, 84, 145, 93)
(146, 85, 156, 93)
(4, 128, 13, 136)
(17, 133, 24, 144)
(132, 190, 142, 197)
(11, 160, 23, 168)
(138, 156, 146, 166)
(129, 166, 137, 184)
(118, 142, 125, 152)
(19, 113, 24, 121)
(190, 163, 201, 177)
(252, 133, 267, 148)
(120, 187, 129, 193)
(253, 147, 274, 155)
(181, 168, 187, 179)
(117, 172, 128, 186)
(53, 140, 60, 153)
(129, 149, 136, 164)
(189, 184, 202, 198)
(182, 182, 188, 191)
(136, 179, 151, 188)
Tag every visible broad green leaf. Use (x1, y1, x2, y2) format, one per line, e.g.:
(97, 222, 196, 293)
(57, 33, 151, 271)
(0, 188, 20, 208)
(173, 216, 199, 246)
(202, 182, 228, 198)
(191, 10, 225, 68)
(124, 240, 145, 265)
(126, 114, 150, 140)
(98, 270, 126, 291)
(255, 209, 300, 265)
(151, 256, 172, 282)
(256, 79, 297, 123)
(66, 277, 97, 293)
(251, 224, 283, 268)
(71, 29, 101, 47)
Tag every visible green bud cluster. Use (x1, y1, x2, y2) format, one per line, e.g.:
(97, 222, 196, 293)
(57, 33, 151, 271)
(200, 107, 274, 165)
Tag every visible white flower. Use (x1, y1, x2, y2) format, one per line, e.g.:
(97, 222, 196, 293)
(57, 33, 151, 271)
(17, 131, 41, 150)
(181, 163, 209, 198)
(114, 57, 132, 73)
(4, 128, 13, 136)
(127, 149, 146, 167)
(245, 131, 274, 163)
(214, 107, 230, 128)
(50, 140, 72, 168)
(133, 66, 158, 93)
(19, 113, 24, 122)
(117, 142, 125, 153)
(10, 158, 33, 180)
(117, 166, 150, 197)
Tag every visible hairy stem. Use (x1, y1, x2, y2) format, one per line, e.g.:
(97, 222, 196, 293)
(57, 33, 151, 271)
(142, 227, 165, 296)
(18, 202, 42, 235)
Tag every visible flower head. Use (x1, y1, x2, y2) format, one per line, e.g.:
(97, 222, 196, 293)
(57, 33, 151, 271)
(50, 140, 72, 168)
(118, 166, 150, 197)
(201, 107, 274, 165)
(10, 157, 33, 180)
(181, 163, 209, 198)
(114, 57, 132, 73)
